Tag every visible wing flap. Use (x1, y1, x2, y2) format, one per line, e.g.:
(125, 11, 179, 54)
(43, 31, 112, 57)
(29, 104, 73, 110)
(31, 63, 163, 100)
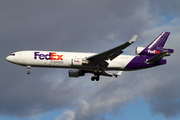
(113, 71, 123, 78)
(101, 71, 123, 77)
(100, 71, 113, 77)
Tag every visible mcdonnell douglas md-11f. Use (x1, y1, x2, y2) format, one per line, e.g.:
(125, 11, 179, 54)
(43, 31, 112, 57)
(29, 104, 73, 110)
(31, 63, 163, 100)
(6, 32, 174, 81)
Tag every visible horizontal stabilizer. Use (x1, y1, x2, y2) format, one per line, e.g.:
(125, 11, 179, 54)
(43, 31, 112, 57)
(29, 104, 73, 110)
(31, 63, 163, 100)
(146, 51, 169, 63)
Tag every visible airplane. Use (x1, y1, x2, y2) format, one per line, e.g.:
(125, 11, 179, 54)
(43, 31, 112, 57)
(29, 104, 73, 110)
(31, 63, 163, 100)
(6, 32, 174, 81)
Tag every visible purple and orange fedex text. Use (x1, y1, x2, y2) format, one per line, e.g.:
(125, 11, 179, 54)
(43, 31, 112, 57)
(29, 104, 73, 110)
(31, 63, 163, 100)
(148, 50, 160, 54)
(34, 52, 63, 60)
(74, 60, 81, 63)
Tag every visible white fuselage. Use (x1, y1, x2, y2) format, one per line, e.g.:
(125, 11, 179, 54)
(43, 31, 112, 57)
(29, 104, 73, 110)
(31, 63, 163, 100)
(6, 50, 135, 71)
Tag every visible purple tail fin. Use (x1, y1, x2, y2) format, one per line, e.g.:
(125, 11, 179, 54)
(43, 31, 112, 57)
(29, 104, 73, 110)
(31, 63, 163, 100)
(137, 32, 174, 56)
(147, 32, 170, 50)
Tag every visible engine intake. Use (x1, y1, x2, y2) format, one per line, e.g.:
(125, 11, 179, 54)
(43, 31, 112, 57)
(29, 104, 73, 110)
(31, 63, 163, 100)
(136, 47, 145, 55)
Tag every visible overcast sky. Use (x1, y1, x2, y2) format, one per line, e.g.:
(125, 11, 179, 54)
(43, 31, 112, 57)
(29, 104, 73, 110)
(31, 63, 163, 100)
(1, 0, 180, 120)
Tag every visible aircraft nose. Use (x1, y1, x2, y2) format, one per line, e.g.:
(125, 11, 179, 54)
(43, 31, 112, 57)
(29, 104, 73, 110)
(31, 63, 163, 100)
(6, 56, 13, 62)
(6, 56, 10, 61)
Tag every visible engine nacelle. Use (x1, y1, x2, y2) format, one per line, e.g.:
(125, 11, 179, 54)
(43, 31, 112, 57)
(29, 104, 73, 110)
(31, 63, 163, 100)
(69, 70, 85, 77)
(136, 47, 145, 55)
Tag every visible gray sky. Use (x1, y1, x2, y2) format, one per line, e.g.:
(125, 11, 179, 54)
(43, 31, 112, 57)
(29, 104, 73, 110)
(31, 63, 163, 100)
(1, 0, 180, 120)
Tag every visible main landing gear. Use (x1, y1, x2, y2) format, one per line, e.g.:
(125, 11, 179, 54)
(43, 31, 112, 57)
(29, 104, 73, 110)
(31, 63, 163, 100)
(91, 69, 101, 81)
(91, 75, 100, 81)
(27, 66, 31, 75)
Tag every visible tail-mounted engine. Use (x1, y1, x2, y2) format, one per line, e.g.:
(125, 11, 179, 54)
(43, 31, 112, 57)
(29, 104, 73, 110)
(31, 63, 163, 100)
(136, 47, 174, 56)
(136, 47, 145, 55)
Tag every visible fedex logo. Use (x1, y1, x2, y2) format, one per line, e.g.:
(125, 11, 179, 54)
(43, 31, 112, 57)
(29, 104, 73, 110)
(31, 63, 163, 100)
(34, 52, 63, 60)
(148, 50, 160, 54)
(74, 60, 81, 63)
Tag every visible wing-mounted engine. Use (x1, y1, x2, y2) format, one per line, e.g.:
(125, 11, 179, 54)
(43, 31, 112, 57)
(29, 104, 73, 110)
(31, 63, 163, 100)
(136, 47, 174, 56)
(69, 70, 85, 77)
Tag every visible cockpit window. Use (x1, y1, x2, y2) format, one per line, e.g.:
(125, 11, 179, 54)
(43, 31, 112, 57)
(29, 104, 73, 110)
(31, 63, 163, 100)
(10, 53, 15, 56)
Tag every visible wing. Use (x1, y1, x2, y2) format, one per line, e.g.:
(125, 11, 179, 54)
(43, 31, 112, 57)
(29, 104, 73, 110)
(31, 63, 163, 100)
(86, 35, 138, 61)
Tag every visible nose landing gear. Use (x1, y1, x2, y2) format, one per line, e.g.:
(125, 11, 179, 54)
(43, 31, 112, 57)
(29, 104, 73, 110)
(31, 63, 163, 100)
(27, 66, 31, 75)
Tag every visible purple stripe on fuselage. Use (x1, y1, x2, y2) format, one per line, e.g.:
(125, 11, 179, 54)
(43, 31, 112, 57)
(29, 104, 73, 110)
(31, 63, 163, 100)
(124, 56, 166, 71)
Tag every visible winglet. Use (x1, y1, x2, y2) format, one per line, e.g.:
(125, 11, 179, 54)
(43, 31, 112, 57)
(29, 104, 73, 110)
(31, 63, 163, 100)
(129, 35, 138, 43)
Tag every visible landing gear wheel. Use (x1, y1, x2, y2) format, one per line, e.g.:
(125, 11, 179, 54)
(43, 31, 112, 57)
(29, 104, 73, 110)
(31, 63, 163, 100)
(91, 76, 100, 81)
(91, 76, 95, 81)
(27, 71, 30, 74)
(27, 66, 31, 75)
(96, 77, 99, 81)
